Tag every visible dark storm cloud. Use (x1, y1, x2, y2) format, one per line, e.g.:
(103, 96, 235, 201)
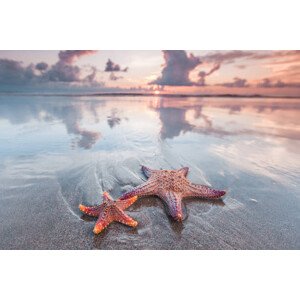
(35, 62, 48, 72)
(219, 77, 249, 88)
(104, 59, 128, 72)
(257, 78, 300, 88)
(150, 50, 202, 86)
(0, 59, 37, 85)
(58, 50, 98, 64)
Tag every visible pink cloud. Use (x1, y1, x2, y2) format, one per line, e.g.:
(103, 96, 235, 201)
(58, 50, 97, 64)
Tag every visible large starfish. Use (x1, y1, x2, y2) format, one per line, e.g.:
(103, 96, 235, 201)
(120, 166, 226, 221)
(79, 192, 138, 234)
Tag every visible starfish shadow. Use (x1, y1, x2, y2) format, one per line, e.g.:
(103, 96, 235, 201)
(167, 216, 185, 235)
(128, 196, 186, 236)
(127, 195, 225, 235)
(80, 214, 96, 222)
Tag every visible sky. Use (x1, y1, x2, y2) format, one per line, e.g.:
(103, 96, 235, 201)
(0, 50, 299, 97)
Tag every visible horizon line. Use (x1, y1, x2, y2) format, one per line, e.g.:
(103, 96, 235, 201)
(0, 91, 300, 99)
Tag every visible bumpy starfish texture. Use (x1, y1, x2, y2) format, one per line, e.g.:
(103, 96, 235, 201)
(79, 192, 138, 234)
(120, 166, 226, 221)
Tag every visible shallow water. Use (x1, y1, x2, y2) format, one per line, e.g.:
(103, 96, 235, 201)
(0, 95, 299, 249)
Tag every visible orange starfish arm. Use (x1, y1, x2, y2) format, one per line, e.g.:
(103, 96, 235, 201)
(116, 196, 138, 210)
(93, 210, 113, 234)
(112, 207, 138, 227)
(79, 204, 102, 217)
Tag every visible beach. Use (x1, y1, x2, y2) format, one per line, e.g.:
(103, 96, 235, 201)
(0, 95, 299, 249)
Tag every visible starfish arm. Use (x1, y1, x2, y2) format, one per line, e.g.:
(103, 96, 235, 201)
(186, 183, 226, 199)
(177, 167, 189, 177)
(119, 181, 157, 200)
(112, 207, 138, 227)
(160, 191, 183, 221)
(116, 196, 138, 210)
(79, 204, 102, 217)
(102, 191, 114, 203)
(141, 165, 156, 178)
(93, 209, 113, 234)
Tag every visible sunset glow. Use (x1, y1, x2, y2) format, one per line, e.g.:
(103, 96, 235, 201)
(0, 50, 299, 97)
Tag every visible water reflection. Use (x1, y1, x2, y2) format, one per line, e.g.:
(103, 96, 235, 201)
(157, 107, 193, 139)
(151, 97, 300, 141)
(107, 109, 122, 128)
(0, 96, 299, 152)
(0, 97, 104, 149)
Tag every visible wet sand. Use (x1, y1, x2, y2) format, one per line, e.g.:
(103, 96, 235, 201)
(0, 95, 299, 249)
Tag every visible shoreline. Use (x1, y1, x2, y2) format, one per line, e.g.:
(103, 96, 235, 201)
(0, 91, 300, 99)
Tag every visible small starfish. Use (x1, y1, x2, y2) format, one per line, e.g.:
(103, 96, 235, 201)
(79, 192, 138, 234)
(120, 166, 226, 221)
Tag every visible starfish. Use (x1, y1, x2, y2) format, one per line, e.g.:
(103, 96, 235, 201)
(79, 192, 138, 234)
(120, 166, 226, 221)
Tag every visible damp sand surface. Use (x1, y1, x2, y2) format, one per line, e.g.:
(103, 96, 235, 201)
(0, 95, 299, 249)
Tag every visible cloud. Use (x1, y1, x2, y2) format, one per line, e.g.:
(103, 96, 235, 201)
(202, 50, 300, 65)
(276, 65, 300, 78)
(0, 51, 99, 88)
(150, 50, 202, 86)
(0, 59, 37, 85)
(104, 59, 128, 81)
(84, 66, 97, 83)
(257, 78, 300, 88)
(35, 62, 48, 72)
(43, 50, 98, 83)
(109, 72, 123, 81)
(195, 51, 253, 85)
(218, 77, 249, 88)
(42, 61, 82, 82)
(202, 50, 255, 64)
(58, 50, 97, 64)
(198, 64, 220, 86)
(105, 59, 128, 72)
(251, 50, 300, 61)
(150, 50, 256, 87)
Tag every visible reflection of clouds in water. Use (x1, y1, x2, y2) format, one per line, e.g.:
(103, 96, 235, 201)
(107, 109, 122, 128)
(157, 107, 193, 139)
(150, 98, 248, 139)
(71, 125, 101, 149)
(0, 96, 300, 148)
(150, 97, 300, 141)
(0, 98, 103, 149)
